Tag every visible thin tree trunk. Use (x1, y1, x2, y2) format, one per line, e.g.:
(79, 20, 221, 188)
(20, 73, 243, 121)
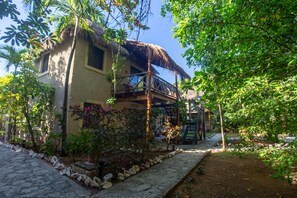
(175, 74, 180, 126)
(5, 116, 12, 142)
(61, 16, 79, 156)
(145, 47, 152, 143)
(24, 109, 37, 151)
(208, 111, 211, 132)
(218, 102, 225, 151)
(202, 108, 206, 140)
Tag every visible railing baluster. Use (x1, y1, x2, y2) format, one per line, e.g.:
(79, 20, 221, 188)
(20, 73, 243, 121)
(114, 72, 179, 99)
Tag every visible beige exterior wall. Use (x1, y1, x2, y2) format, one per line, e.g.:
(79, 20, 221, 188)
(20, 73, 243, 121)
(38, 38, 73, 132)
(38, 35, 146, 135)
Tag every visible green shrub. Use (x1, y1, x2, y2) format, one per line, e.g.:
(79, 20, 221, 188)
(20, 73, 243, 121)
(260, 142, 297, 183)
(41, 133, 62, 156)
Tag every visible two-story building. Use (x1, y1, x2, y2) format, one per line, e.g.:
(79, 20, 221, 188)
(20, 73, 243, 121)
(37, 21, 190, 136)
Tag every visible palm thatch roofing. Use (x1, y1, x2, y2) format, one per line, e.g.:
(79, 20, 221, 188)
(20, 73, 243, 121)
(123, 40, 190, 79)
(46, 20, 190, 79)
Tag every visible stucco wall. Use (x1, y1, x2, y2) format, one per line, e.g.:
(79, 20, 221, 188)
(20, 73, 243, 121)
(38, 39, 73, 132)
(37, 36, 148, 135)
(67, 36, 146, 134)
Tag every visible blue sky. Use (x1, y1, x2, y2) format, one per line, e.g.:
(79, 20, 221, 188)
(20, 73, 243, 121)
(0, 0, 195, 83)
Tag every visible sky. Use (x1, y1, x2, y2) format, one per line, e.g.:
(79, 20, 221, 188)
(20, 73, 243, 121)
(0, 0, 195, 83)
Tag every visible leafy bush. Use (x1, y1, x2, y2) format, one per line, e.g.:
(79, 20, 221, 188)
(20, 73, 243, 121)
(41, 133, 62, 156)
(64, 130, 96, 162)
(69, 104, 159, 161)
(260, 142, 297, 183)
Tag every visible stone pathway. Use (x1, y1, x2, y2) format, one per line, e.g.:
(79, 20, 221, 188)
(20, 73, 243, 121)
(0, 134, 221, 198)
(0, 144, 89, 198)
(92, 134, 222, 198)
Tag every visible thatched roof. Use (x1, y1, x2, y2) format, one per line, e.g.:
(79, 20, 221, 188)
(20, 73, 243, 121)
(44, 20, 190, 78)
(123, 40, 190, 79)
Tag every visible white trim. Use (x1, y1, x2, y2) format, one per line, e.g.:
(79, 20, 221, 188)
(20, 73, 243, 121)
(38, 52, 50, 76)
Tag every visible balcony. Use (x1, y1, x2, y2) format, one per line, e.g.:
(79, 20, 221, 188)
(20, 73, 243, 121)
(113, 72, 179, 103)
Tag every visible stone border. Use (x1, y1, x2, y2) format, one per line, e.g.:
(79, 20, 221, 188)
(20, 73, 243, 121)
(0, 141, 184, 190)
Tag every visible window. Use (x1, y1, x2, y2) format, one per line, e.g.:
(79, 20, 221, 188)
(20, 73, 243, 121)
(88, 44, 104, 70)
(82, 102, 101, 129)
(41, 53, 49, 73)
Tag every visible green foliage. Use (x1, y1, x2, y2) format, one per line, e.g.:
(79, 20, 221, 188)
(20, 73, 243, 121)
(41, 133, 62, 155)
(0, 0, 54, 49)
(65, 130, 95, 155)
(0, 58, 54, 150)
(69, 104, 158, 158)
(163, 0, 297, 141)
(0, 0, 20, 20)
(176, 99, 187, 125)
(0, 45, 26, 72)
(260, 142, 297, 183)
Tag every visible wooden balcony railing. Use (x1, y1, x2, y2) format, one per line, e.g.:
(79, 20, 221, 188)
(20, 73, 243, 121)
(113, 72, 179, 100)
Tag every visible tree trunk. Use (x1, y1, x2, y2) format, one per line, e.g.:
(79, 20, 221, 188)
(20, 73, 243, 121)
(61, 16, 79, 156)
(145, 47, 152, 143)
(218, 102, 225, 151)
(24, 110, 37, 151)
(5, 116, 12, 142)
(202, 109, 206, 140)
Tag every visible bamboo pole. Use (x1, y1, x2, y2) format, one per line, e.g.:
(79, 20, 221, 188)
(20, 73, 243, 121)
(175, 74, 180, 126)
(145, 47, 152, 143)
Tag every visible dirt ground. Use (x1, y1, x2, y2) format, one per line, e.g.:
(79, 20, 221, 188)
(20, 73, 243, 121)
(166, 152, 297, 198)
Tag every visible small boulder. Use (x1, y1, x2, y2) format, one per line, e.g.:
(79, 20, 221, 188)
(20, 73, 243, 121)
(103, 173, 113, 181)
(102, 181, 113, 189)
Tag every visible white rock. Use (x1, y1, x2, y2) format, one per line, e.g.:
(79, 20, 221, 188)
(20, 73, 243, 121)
(103, 173, 113, 181)
(140, 164, 146, 170)
(70, 172, 80, 179)
(60, 167, 71, 176)
(77, 174, 87, 182)
(55, 162, 66, 170)
(93, 176, 102, 186)
(144, 162, 150, 168)
(50, 156, 58, 164)
(84, 177, 93, 186)
(102, 181, 112, 189)
(117, 176, 125, 181)
(149, 159, 153, 165)
(123, 170, 130, 178)
(133, 165, 140, 173)
(128, 167, 137, 175)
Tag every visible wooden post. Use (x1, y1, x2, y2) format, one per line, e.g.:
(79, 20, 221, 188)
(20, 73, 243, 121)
(175, 74, 180, 126)
(218, 102, 225, 151)
(208, 111, 211, 132)
(188, 99, 191, 124)
(146, 47, 152, 143)
(202, 108, 206, 140)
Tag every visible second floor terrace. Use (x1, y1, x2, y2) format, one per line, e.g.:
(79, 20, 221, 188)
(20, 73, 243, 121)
(113, 72, 180, 103)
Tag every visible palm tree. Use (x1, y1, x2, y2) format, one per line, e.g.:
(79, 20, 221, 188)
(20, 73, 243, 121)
(49, 0, 104, 155)
(0, 45, 26, 74)
(0, 45, 26, 142)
